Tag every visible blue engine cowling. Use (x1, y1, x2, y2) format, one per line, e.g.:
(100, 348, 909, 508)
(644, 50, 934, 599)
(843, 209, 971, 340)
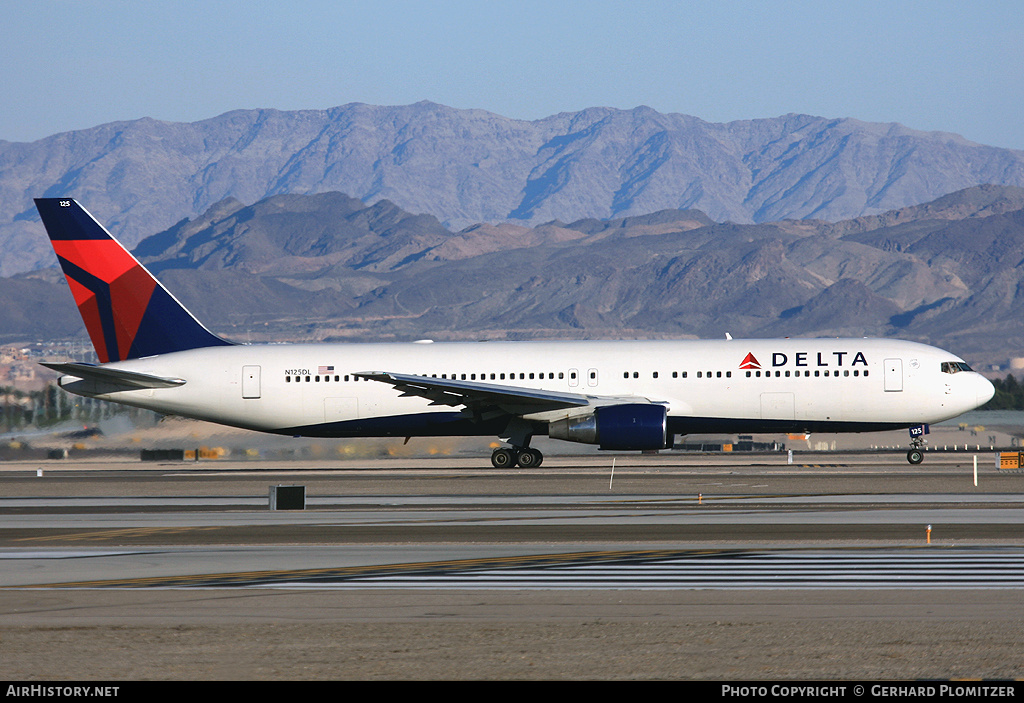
(548, 404, 671, 450)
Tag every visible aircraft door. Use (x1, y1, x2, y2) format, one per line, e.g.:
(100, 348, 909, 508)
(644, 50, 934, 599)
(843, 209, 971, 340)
(883, 358, 903, 392)
(242, 365, 261, 399)
(587, 368, 599, 387)
(568, 368, 579, 387)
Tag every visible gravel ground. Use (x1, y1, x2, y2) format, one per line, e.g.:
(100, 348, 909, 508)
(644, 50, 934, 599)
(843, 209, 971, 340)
(3, 589, 1024, 680)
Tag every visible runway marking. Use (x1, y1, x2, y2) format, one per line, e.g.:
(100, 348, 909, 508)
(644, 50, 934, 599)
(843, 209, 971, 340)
(342, 548, 1024, 590)
(13, 526, 221, 543)
(2, 549, 711, 589)
(8, 547, 1024, 590)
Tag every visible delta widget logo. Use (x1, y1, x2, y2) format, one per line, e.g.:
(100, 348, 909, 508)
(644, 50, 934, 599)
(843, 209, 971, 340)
(739, 353, 761, 370)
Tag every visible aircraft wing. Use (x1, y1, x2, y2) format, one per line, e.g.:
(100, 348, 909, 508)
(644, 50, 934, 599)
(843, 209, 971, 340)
(41, 362, 186, 390)
(356, 371, 624, 416)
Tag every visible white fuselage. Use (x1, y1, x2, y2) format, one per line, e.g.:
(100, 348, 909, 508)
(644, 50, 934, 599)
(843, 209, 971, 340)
(57, 337, 995, 441)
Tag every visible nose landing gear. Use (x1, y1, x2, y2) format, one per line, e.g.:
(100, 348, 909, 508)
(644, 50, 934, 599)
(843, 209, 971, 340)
(906, 424, 928, 465)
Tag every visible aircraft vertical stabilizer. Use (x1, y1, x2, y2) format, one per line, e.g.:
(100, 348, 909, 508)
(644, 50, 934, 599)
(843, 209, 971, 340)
(35, 198, 232, 362)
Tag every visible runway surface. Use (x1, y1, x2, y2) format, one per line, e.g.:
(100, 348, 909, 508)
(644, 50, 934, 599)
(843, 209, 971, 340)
(3, 450, 1024, 679)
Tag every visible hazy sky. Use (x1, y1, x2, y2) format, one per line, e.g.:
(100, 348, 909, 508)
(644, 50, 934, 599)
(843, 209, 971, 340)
(4, 0, 1022, 149)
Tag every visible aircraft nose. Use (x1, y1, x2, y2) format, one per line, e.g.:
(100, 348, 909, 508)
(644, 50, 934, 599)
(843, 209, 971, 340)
(977, 375, 995, 407)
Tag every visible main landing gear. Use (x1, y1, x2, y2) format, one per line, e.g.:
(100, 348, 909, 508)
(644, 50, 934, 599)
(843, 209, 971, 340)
(492, 419, 543, 468)
(491, 446, 544, 468)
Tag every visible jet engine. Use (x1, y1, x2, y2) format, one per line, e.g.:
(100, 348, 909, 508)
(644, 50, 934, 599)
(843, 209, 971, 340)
(548, 403, 671, 450)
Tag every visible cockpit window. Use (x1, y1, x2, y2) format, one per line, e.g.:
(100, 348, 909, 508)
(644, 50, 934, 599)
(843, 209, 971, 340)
(941, 361, 973, 374)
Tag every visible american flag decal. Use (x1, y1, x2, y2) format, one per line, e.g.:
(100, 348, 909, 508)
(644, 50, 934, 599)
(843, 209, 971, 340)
(319, 365, 334, 374)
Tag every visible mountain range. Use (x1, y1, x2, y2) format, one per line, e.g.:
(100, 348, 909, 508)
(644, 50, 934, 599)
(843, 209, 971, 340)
(3, 102, 1024, 276)
(5, 184, 1024, 371)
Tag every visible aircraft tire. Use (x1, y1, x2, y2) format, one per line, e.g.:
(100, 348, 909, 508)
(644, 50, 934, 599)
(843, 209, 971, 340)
(491, 448, 515, 468)
(907, 449, 924, 465)
(516, 448, 543, 468)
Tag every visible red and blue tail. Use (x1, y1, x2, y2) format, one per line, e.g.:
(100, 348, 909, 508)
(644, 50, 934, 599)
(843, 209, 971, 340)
(35, 198, 232, 362)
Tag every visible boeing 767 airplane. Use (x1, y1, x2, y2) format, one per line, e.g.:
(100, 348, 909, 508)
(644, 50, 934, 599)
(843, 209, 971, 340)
(34, 198, 995, 467)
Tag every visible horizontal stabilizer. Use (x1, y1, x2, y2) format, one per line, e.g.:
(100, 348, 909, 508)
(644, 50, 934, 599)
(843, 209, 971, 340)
(41, 362, 186, 389)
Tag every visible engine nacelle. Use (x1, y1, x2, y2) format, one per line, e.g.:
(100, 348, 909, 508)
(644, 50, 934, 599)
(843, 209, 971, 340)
(548, 404, 670, 450)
